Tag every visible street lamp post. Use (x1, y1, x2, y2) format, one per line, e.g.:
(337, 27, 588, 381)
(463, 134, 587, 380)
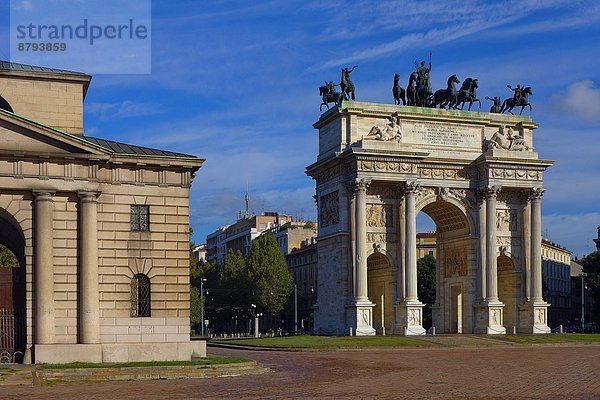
(251, 304, 262, 338)
(580, 273, 587, 333)
(294, 284, 298, 334)
(200, 278, 207, 336)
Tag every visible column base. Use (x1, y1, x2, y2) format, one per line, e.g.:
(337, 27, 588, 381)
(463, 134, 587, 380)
(346, 300, 376, 336)
(394, 301, 426, 336)
(518, 301, 551, 334)
(474, 300, 506, 335)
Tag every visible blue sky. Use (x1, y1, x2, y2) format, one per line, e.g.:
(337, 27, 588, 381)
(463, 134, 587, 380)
(1, 0, 600, 256)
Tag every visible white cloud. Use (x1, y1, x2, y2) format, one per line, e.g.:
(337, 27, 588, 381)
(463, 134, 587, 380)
(550, 81, 600, 123)
(11, 0, 32, 11)
(85, 101, 160, 120)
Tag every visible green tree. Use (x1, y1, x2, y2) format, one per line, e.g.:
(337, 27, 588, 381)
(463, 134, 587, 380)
(417, 255, 436, 329)
(582, 250, 600, 324)
(190, 286, 202, 327)
(246, 232, 294, 313)
(0, 244, 18, 268)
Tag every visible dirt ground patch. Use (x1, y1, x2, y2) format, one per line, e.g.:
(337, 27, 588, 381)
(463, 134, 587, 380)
(0, 344, 598, 399)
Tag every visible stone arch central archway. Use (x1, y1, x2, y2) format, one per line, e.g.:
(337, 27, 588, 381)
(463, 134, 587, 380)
(416, 196, 475, 334)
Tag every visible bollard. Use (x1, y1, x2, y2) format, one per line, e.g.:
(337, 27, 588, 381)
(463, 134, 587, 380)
(513, 326, 516, 335)
(349, 327, 353, 336)
(432, 326, 436, 336)
(559, 325, 563, 334)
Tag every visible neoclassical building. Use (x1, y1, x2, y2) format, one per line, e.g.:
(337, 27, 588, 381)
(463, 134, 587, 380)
(307, 101, 552, 336)
(0, 61, 202, 363)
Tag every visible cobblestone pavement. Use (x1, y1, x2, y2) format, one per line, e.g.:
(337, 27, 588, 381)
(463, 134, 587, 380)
(1, 344, 598, 399)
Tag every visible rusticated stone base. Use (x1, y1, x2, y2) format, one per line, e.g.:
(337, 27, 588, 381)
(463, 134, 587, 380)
(394, 301, 426, 335)
(346, 300, 376, 336)
(518, 301, 551, 334)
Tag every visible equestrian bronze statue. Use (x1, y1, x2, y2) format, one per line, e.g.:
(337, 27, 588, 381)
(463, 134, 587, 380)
(319, 81, 343, 111)
(501, 85, 533, 115)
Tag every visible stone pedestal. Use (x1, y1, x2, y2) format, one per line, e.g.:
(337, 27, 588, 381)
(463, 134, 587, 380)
(394, 301, 426, 335)
(518, 302, 551, 334)
(474, 301, 506, 334)
(346, 301, 376, 336)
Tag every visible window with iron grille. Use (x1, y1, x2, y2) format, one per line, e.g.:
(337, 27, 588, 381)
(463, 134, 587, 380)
(130, 205, 150, 231)
(131, 273, 151, 317)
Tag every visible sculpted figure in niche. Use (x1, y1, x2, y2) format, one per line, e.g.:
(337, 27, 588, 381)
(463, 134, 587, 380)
(496, 210, 516, 231)
(365, 115, 402, 143)
(487, 126, 530, 151)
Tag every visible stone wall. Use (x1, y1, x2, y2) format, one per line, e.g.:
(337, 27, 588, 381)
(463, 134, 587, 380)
(0, 76, 84, 134)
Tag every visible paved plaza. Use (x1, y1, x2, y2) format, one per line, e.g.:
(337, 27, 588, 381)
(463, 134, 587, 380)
(1, 343, 598, 399)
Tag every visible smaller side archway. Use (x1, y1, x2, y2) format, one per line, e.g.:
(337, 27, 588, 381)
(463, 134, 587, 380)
(498, 254, 518, 331)
(367, 252, 393, 334)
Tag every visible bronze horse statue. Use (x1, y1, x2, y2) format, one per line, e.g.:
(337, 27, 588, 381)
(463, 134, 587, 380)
(319, 82, 343, 111)
(501, 86, 533, 115)
(392, 73, 406, 105)
(433, 74, 460, 109)
(455, 78, 481, 111)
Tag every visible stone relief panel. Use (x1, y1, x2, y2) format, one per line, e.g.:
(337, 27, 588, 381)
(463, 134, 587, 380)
(364, 114, 402, 142)
(408, 309, 421, 326)
(496, 209, 517, 232)
(359, 160, 416, 174)
(419, 166, 477, 180)
(444, 248, 468, 278)
(366, 233, 397, 243)
(488, 168, 542, 181)
(367, 184, 399, 199)
(485, 126, 530, 152)
(320, 191, 339, 227)
(366, 204, 393, 227)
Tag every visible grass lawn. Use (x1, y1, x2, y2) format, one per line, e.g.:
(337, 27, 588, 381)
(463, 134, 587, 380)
(37, 356, 251, 370)
(212, 335, 432, 349)
(494, 334, 600, 344)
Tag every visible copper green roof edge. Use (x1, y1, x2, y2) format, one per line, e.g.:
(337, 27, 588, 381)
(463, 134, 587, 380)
(0, 109, 202, 161)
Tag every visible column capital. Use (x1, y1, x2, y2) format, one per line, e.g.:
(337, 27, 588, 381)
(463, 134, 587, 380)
(77, 191, 101, 203)
(347, 178, 371, 194)
(481, 186, 501, 200)
(520, 187, 545, 203)
(529, 187, 545, 201)
(32, 190, 55, 202)
(403, 182, 420, 196)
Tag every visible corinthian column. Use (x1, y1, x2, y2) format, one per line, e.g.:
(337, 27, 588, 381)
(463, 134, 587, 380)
(404, 183, 419, 301)
(484, 186, 500, 301)
(352, 179, 370, 301)
(33, 190, 56, 344)
(78, 191, 101, 344)
(530, 188, 544, 301)
(477, 190, 487, 302)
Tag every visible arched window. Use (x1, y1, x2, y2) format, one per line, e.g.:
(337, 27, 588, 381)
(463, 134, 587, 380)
(131, 273, 151, 317)
(0, 96, 13, 113)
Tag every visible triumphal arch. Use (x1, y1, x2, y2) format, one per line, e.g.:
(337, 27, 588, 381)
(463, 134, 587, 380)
(307, 101, 552, 335)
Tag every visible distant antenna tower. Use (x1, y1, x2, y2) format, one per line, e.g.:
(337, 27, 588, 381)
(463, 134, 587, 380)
(244, 179, 250, 218)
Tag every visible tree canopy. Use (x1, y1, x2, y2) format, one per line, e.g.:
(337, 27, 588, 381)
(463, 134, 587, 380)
(582, 250, 600, 323)
(417, 255, 436, 329)
(246, 232, 294, 314)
